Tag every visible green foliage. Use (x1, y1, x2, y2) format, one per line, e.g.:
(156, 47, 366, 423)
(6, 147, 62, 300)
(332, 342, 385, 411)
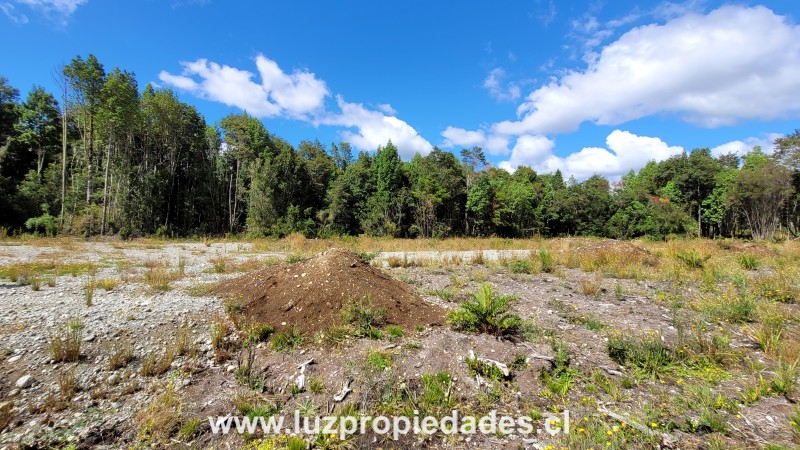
(607, 332, 673, 378)
(341, 296, 387, 339)
(270, 328, 304, 352)
(446, 283, 522, 336)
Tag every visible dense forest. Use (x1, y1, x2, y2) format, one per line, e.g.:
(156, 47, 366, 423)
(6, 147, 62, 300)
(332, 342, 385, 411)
(1, 54, 799, 241)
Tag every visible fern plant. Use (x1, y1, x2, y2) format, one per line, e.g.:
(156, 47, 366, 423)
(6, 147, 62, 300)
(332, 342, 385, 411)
(447, 283, 522, 336)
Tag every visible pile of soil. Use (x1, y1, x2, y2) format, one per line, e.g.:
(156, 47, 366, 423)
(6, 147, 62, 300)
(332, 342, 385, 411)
(216, 248, 445, 335)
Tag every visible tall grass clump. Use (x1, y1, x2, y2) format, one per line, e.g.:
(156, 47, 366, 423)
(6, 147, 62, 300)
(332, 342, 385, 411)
(539, 248, 554, 273)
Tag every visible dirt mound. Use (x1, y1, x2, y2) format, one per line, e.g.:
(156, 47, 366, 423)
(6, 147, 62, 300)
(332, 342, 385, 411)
(216, 248, 445, 335)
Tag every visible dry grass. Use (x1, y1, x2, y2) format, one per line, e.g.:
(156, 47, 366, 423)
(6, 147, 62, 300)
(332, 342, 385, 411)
(108, 337, 135, 370)
(578, 272, 603, 296)
(143, 267, 183, 291)
(49, 321, 83, 363)
(140, 345, 175, 377)
(58, 367, 78, 402)
(136, 386, 182, 445)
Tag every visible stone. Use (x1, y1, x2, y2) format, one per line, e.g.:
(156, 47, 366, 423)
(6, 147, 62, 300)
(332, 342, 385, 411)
(7, 355, 21, 364)
(15, 375, 33, 389)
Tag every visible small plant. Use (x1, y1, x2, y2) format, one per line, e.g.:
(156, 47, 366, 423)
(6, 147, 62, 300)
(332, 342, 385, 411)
(308, 376, 325, 394)
(30, 278, 41, 291)
(465, 353, 508, 381)
(59, 367, 78, 402)
(175, 322, 197, 357)
(771, 359, 799, 397)
(366, 349, 394, 371)
(244, 322, 275, 345)
(210, 313, 231, 353)
(84, 281, 94, 306)
(386, 325, 404, 340)
(271, 327, 304, 352)
(178, 417, 202, 440)
(539, 248, 554, 273)
(136, 386, 181, 445)
(341, 296, 387, 339)
(50, 321, 83, 363)
(676, 249, 709, 268)
(446, 283, 522, 337)
(287, 253, 306, 264)
(108, 338, 135, 370)
(578, 272, 602, 295)
(141, 346, 175, 377)
(508, 259, 533, 274)
(749, 306, 787, 355)
(607, 331, 672, 378)
(209, 256, 228, 273)
(737, 253, 759, 270)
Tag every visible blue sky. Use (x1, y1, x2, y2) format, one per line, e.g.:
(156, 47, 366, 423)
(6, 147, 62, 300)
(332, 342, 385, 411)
(2, 0, 799, 179)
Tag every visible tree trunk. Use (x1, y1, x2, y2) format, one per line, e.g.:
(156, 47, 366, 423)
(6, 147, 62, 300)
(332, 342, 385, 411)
(86, 115, 94, 205)
(60, 83, 68, 228)
(101, 142, 111, 235)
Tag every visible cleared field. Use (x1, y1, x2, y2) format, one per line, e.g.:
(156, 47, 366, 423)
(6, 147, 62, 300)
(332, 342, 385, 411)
(0, 236, 799, 449)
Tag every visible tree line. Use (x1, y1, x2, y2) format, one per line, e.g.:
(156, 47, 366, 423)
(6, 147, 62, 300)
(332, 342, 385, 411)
(1, 54, 799, 240)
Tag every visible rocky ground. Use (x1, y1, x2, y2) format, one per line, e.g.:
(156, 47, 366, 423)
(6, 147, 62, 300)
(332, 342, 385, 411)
(0, 238, 797, 449)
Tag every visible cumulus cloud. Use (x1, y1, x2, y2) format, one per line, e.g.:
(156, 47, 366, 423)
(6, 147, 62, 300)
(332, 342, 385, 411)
(494, 5, 800, 135)
(159, 55, 327, 119)
(3, 0, 85, 24)
(711, 133, 784, 158)
(161, 55, 432, 158)
(483, 67, 522, 102)
(500, 130, 683, 180)
(318, 97, 432, 159)
(440, 126, 510, 156)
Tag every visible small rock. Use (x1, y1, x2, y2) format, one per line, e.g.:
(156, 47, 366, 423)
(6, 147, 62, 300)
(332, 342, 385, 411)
(7, 389, 19, 398)
(107, 374, 120, 385)
(83, 334, 96, 342)
(7, 355, 21, 364)
(15, 375, 33, 389)
(226, 365, 236, 373)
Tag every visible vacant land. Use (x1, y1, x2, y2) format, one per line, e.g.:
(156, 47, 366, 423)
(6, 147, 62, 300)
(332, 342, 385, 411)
(0, 236, 799, 449)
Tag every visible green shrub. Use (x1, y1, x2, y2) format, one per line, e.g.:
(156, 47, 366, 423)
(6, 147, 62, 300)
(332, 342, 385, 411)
(607, 332, 672, 378)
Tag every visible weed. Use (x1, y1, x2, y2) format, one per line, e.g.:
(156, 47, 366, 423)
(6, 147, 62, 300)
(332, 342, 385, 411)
(539, 248, 554, 273)
(508, 258, 533, 274)
(58, 367, 78, 402)
(367, 349, 394, 371)
(94, 277, 117, 291)
(143, 267, 182, 291)
(271, 327, 304, 352)
(244, 322, 274, 346)
(140, 346, 175, 377)
(738, 253, 759, 270)
(209, 256, 228, 273)
(465, 353, 509, 381)
(84, 281, 94, 306)
(178, 417, 201, 440)
(446, 283, 522, 337)
(136, 386, 181, 445)
(607, 331, 672, 378)
(386, 325, 404, 340)
(49, 321, 83, 363)
(749, 306, 787, 355)
(578, 272, 602, 295)
(308, 376, 325, 394)
(771, 359, 799, 397)
(341, 296, 386, 338)
(108, 338, 135, 370)
(676, 249, 709, 268)
(175, 322, 197, 357)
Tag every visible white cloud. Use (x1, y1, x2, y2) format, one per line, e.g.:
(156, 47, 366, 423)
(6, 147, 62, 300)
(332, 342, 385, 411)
(0, 3, 28, 23)
(494, 5, 800, 136)
(440, 126, 510, 156)
(159, 55, 327, 119)
(375, 103, 397, 115)
(483, 68, 521, 102)
(711, 133, 784, 157)
(319, 96, 432, 159)
(0, 0, 83, 25)
(499, 130, 683, 179)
